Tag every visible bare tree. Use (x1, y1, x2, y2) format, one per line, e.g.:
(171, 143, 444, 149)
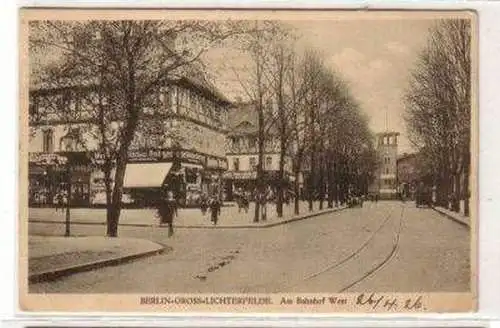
(405, 19, 471, 215)
(30, 20, 246, 236)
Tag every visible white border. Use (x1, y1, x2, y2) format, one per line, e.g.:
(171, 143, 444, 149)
(3, 0, 500, 322)
(0, 318, 494, 327)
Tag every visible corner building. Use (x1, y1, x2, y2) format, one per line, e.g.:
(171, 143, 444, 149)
(28, 71, 231, 208)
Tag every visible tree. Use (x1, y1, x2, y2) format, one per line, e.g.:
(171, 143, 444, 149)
(30, 20, 247, 236)
(404, 19, 472, 215)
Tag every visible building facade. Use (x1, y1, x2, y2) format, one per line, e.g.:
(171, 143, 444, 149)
(28, 74, 231, 207)
(396, 152, 418, 199)
(369, 131, 400, 199)
(222, 102, 294, 200)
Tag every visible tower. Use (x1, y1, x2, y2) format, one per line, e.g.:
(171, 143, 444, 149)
(370, 131, 400, 199)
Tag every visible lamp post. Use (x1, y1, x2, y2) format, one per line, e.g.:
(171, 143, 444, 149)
(64, 162, 72, 237)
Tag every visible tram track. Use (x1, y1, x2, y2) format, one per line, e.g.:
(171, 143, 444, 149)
(275, 205, 402, 292)
(338, 205, 405, 292)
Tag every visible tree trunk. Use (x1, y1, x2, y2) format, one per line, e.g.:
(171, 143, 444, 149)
(254, 199, 260, 223)
(463, 167, 470, 217)
(327, 159, 334, 208)
(452, 172, 461, 212)
(276, 139, 286, 218)
(107, 155, 127, 237)
(319, 161, 325, 210)
(104, 162, 114, 233)
(294, 169, 300, 215)
(308, 171, 314, 212)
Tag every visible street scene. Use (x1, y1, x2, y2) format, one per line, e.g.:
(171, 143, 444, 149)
(24, 11, 474, 296)
(29, 201, 469, 293)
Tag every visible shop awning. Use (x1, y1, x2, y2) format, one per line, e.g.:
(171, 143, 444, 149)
(123, 162, 173, 188)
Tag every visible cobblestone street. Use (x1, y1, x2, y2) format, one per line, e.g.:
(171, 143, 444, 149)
(29, 201, 470, 293)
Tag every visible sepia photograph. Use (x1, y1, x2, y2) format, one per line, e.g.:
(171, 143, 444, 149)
(19, 9, 478, 312)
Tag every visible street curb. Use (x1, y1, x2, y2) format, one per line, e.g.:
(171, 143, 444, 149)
(432, 206, 470, 228)
(28, 243, 168, 284)
(30, 207, 347, 230)
(169, 206, 346, 229)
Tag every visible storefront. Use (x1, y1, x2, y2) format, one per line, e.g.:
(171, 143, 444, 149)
(120, 148, 227, 208)
(28, 152, 92, 207)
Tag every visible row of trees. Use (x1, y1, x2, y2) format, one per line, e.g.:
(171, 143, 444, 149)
(404, 19, 472, 216)
(229, 22, 377, 222)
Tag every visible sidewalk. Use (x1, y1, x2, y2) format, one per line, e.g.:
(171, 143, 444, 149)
(28, 236, 166, 283)
(29, 201, 346, 229)
(432, 206, 470, 227)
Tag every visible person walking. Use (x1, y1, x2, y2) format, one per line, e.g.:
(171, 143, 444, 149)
(200, 192, 208, 217)
(158, 190, 177, 237)
(209, 195, 221, 226)
(55, 191, 65, 213)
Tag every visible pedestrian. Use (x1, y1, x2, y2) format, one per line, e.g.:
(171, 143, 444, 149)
(257, 189, 267, 221)
(209, 195, 221, 225)
(157, 190, 177, 237)
(55, 191, 64, 213)
(200, 192, 208, 217)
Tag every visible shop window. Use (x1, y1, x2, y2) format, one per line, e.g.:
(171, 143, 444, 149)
(42, 129, 54, 153)
(233, 158, 240, 171)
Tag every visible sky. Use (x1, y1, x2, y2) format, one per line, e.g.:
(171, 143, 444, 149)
(202, 18, 436, 154)
(30, 16, 438, 154)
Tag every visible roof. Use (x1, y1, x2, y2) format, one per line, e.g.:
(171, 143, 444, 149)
(30, 63, 231, 105)
(227, 101, 279, 137)
(227, 102, 258, 135)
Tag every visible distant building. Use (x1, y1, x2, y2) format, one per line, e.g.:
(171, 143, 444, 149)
(223, 102, 294, 200)
(369, 131, 400, 199)
(397, 152, 418, 199)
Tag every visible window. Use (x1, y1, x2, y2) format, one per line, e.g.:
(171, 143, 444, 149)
(61, 137, 76, 152)
(42, 129, 54, 153)
(185, 168, 198, 184)
(248, 137, 257, 150)
(162, 88, 172, 110)
(249, 157, 257, 171)
(266, 156, 272, 169)
(59, 128, 81, 151)
(385, 168, 389, 174)
(265, 139, 273, 150)
(233, 158, 240, 171)
(232, 137, 240, 149)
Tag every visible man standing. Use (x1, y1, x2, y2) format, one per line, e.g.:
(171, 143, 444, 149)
(209, 195, 221, 225)
(158, 190, 177, 237)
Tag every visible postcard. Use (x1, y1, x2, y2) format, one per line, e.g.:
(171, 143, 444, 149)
(19, 8, 478, 313)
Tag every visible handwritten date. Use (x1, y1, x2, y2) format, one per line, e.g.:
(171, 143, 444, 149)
(356, 293, 424, 311)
